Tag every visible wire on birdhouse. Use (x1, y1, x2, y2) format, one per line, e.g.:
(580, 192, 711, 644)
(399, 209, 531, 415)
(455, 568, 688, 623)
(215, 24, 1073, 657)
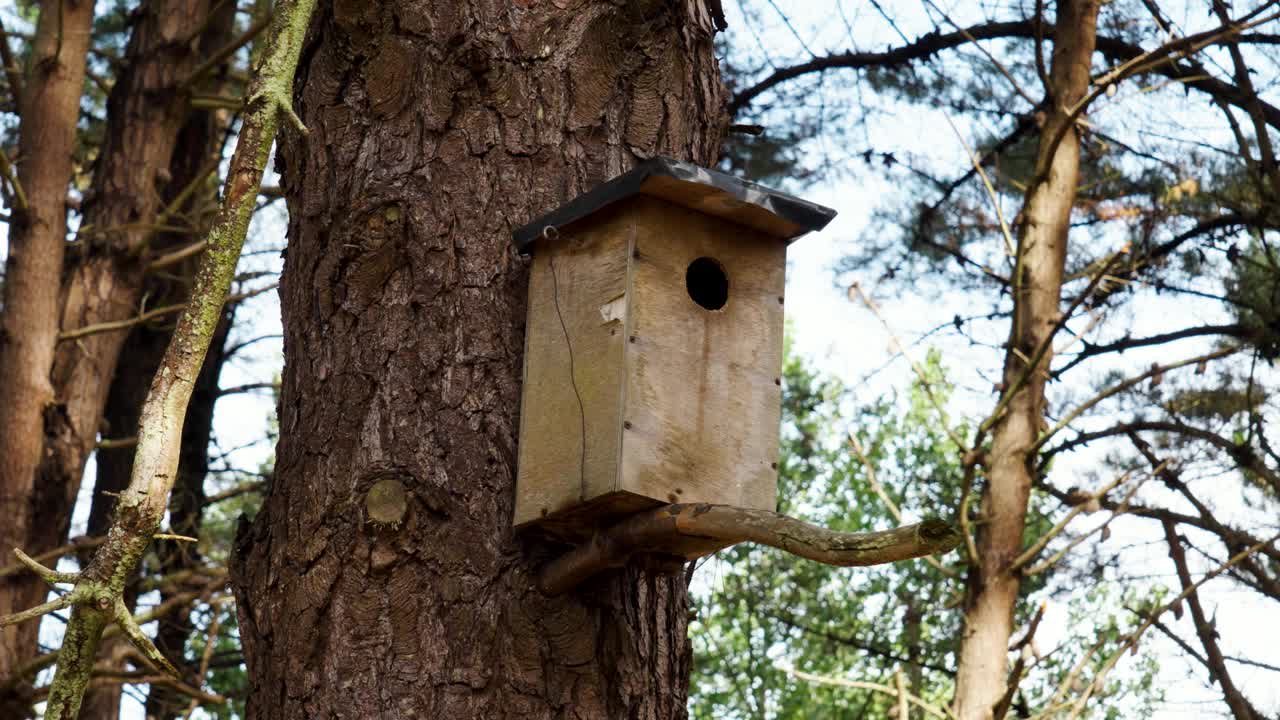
(542, 225, 588, 503)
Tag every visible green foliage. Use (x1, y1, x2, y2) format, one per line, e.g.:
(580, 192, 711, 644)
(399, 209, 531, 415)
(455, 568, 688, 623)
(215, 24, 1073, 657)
(1225, 239, 1280, 360)
(690, 347, 1170, 718)
(691, 349, 967, 719)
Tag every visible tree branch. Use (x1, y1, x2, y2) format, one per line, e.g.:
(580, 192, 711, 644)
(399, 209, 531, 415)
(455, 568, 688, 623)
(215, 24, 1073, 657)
(1162, 520, 1263, 720)
(0, 17, 23, 111)
(728, 19, 1280, 135)
(1053, 323, 1251, 378)
(537, 504, 960, 596)
(1042, 419, 1278, 496)
(779, 664, 954, 719)
(34, 0, 318, 712)
(1030, 345, 1242, 454)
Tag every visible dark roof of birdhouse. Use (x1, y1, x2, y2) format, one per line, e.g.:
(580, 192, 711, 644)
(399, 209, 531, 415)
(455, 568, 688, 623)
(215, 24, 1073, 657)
(512, 157, 837, 254)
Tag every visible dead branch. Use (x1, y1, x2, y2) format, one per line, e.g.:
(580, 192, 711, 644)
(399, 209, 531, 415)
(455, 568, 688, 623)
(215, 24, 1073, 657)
(1030, 345, 1243, 454)
(1162, 520, 1262, 720)
(993, 601, 1046, 720)
(0, 537, 104, 580)
(0, 17, 22, 111)
(728, 20, 1280, 133)
(1052, 323, 1252, 378)
(1008, 469, 1136, 573)
(1058, 532, 1280, 719)
(58, 283, 278, 342)
(537, 503, 960, 596)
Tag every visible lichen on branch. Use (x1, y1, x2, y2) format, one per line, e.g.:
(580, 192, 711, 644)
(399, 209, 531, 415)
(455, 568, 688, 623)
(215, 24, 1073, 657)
(0, 0, 319, 715)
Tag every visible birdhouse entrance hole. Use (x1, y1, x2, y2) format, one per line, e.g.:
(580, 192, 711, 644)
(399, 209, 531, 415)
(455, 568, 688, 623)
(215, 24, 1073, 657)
(686, 257, 729, 310)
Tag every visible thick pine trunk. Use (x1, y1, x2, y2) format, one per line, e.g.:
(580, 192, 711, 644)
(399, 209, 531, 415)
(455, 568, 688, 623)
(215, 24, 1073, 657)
(232, 2, 725, 716)
(0, 3, 95, 713)
(951, 3, 1100, 718)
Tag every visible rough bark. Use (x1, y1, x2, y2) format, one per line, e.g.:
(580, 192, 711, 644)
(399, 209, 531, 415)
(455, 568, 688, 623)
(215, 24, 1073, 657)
(0, 3, 95, 714)
(29, 0, 214, 608)
(232, 1, 727, 717)
(951, 2, 1101, 718)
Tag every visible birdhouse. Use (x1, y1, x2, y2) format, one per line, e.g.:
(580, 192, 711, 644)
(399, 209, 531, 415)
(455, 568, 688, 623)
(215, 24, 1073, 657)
(512, 158, 836, 544)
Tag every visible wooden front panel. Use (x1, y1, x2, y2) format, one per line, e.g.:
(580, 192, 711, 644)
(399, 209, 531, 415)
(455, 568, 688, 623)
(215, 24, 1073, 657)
(513, 210, 632, 528)
(620, 196, 786, 513)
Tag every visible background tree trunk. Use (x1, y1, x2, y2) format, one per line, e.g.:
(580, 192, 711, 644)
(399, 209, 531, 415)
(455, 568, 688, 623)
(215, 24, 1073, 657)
(79, 3, 240, 714)
(0, 3, 96, 713)
(30, 0, 213, 599)
(951, 2, 1101, 718)
(233, 2, 726, 717)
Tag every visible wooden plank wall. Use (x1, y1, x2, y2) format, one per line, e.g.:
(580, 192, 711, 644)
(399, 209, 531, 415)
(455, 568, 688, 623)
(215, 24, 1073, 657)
(512, 207, 631, 527)
(619, 196, 786, 514)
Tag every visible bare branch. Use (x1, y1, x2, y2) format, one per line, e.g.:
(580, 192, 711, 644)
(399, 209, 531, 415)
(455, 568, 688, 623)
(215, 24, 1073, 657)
(12, 548, 79, 585)
(1059, 532, 1280, 719)
(538, 504, 960, 596)
(113, 598, 180, 679)
(849, 282, 969, 453)
(148, 240, 209, 271)
(183, 11, 274, 88)
(1008, 469, 1136, 573)
(1162, 520, 1262, 720)
(728, 19, 1280, 135)
(779, 664, 955, 719)
(0, 17, 23, 110)
(0, 538, 103, 580)
(1030, 345, 1243, 454)
(0, 145, 27, 209)
(58, 283, 278, 342)
(1053, 323, 1252, 378)
(0, 595, 72, 628)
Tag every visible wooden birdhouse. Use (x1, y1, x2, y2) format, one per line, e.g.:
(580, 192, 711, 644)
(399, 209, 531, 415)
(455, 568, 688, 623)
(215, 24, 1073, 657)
(512, 158, 837, 545)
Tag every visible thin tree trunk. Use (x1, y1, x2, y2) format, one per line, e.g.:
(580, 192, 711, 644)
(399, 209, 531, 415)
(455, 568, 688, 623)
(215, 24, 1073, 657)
(78, 2, 241, 714)
(232, 2, 727, 717)
(951, 2, 1100, 718)
(0, 3, 95, 714)
(32, 0, 315, 707)
(143, 306, 235, 720)
(28, 0, 214, 605)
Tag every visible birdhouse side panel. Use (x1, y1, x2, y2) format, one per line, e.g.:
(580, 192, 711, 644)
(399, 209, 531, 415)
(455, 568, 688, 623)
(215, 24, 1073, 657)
(619, 197, 786, 513)
(513, 220, 632, 529)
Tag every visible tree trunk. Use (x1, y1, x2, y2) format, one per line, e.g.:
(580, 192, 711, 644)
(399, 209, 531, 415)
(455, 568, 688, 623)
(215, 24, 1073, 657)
(29, 0, 213, 605)
(79, 3, 240, 715)
(951, 3, 1100, 719)
(232, 2, 726, 717)
(0, 3, 95, 714)
(144, 306, 234, 720)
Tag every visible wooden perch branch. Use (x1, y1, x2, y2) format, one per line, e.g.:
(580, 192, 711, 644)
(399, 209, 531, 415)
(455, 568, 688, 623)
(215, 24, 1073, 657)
(537, 504, 961, 596)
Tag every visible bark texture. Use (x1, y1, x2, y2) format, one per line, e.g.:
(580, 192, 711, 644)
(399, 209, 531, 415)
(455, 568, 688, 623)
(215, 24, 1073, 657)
(0, 3, 95, 713)
(232, 1, 726, 717)
(951, 3, 1101, 718)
